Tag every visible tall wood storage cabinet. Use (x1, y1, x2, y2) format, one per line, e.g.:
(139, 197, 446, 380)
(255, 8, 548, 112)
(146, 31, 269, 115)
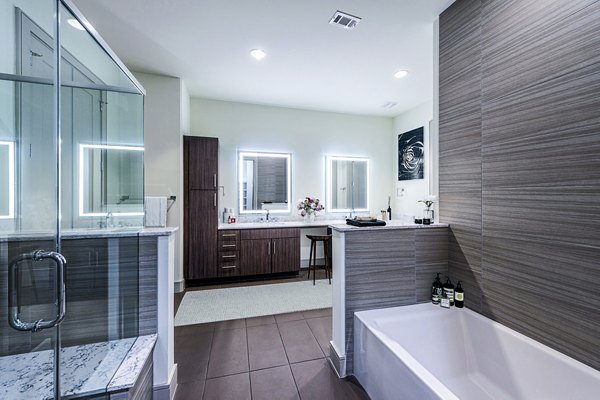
(184, 136, 219, 280)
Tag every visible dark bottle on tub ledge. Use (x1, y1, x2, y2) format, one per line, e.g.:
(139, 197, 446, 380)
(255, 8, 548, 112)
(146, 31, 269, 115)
(454, 281, 464, 308)
(443, 277, 455, 307)
(431, 273, 443, 305)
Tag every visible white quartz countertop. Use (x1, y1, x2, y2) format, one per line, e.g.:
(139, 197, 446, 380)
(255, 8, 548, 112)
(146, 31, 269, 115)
(1, 227, 178, 242)
(219, 220, 343, 230)
(329, 220, 449, 232)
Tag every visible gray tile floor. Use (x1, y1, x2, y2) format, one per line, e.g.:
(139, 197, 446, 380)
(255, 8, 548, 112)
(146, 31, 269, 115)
(174, 308, 370, 400)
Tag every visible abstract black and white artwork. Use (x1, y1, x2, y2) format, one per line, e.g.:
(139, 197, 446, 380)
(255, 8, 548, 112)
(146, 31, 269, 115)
(398, 127, 424, 181)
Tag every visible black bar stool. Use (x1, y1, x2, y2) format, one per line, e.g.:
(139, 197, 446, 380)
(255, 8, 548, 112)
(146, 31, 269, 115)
(306, 234, 332, 285)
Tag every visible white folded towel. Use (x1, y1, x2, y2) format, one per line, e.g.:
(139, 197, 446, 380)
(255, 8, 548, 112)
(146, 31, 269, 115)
(145, 196, 167, 227)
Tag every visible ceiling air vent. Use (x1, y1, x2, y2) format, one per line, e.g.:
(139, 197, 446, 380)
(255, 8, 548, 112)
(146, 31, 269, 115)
(329, 10, 361, 30)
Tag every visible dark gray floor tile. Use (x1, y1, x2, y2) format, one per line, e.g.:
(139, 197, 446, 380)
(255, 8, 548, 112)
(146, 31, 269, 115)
(247, 324, 288, 371)
(175, 322, 215, 338)
(175, 331, 213, 383)
(250, 365, 300, 400)
(203, 373, 251, 400)
(302, 308, 332, 319)
(245, 315, 276, 327)
(291, 358, 365, 400)
(175, 378, 205, 400)
(214, 318, 246, 330)
(274, 311, 305, 323)
(206, 328, 249, 378)
(305, 316, 332, 355)
(278, 320, 324, 363)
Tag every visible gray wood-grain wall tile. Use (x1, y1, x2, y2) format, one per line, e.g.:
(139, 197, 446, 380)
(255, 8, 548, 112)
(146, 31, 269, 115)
(138, 237, 158, 335)
(344, 228, 448, 374)
(440, 0, 600, 371)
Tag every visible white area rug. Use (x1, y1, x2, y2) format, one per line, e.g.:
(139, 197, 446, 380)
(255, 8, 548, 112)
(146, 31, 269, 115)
(174, 280, 332, 326)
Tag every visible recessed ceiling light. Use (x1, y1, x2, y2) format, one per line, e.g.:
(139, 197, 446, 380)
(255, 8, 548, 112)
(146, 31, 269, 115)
(382, 101, 398, 109)
(394, 70, 409, 79)
(67, 18, 85, 31)
(250, 49, 266, 60)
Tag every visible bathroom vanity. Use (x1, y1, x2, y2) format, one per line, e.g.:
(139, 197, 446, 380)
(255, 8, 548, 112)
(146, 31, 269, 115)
(327, 222, 449, 378)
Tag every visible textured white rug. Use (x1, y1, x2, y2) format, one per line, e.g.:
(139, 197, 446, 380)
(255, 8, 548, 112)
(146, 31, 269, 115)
(174, 280, 332, 326)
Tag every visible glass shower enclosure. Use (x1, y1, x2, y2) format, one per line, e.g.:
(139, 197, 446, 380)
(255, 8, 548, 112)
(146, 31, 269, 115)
(0, 0, 145, 398)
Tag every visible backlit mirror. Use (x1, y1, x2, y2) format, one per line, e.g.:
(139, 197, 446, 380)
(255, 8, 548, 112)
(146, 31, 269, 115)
(326, 156, 369, 212)
(238, 152, 291, 213)
(0, 141, 15, 219)
(79, 144, 144, 216)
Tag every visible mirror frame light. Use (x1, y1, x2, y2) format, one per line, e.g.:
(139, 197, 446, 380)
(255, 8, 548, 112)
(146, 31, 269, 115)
(78, 144, 145, 217)
(238, 151, 292, 214)
(0, 141, 15, 220)
(326, 155, 370, 213)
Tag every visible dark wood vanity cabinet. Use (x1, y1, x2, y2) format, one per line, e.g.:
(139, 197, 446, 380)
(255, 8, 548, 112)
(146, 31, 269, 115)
(239, 228, 300, 275)
(184, 136, 219, 280)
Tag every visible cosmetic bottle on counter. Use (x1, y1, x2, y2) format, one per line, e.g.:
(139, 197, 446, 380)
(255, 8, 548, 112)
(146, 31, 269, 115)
(454, 281, 464, 308)
(431, 273, 443, 305)
(443, 277, 455, 307)
(387, 196, 392, 220)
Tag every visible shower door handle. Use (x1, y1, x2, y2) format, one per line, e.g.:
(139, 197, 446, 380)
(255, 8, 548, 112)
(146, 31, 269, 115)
(8, 250, 66, 332)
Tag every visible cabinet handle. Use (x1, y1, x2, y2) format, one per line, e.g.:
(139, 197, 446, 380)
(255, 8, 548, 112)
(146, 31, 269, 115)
(222, 255, 236, 259)
(268, 241, 271, 255)
(222, 234, 236, 238)
(221, 265, 237, 269)
(273, 241, 276, 255)
(213, 174, 217, 188)
(213, 192, 217, 207)
(222, 244, 236, 248)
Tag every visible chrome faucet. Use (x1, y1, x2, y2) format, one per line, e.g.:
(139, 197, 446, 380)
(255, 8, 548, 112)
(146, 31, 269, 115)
(265, 209, 270, 221)
(106, 211, 114, 228)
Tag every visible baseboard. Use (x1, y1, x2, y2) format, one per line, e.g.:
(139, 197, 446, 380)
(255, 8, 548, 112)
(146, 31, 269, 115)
(154, 363, 177, 400)
(329, 341, 347, 378)
(174, 279, 185, 293)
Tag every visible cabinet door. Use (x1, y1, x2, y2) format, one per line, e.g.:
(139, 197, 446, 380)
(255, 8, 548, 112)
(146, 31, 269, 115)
(271, 237, 300, 273)
(240, 239, 271, 275)
(186, 190, 218, 279)
(184, 136, 218, 190)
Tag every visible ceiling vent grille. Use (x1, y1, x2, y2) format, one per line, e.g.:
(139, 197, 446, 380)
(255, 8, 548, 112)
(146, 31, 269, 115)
(329, 11, 361, 29)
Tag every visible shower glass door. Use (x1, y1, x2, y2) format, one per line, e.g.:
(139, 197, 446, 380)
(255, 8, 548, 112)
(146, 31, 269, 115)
(0, 0, 63, 399)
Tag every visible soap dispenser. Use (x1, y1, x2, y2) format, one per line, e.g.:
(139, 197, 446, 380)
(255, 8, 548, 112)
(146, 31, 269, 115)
(454, 281, 464, 308)
(431, 273, 443, 305)
(443, 277, 455, 307)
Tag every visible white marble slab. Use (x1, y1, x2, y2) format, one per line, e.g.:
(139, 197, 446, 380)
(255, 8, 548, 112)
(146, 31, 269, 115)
(329, 221, 449, 232)
(0, 335, 156, 400)
(0, 227, 178, 242)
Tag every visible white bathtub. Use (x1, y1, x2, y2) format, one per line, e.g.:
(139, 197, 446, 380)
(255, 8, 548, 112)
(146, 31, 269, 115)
(353, 303, 600, 400)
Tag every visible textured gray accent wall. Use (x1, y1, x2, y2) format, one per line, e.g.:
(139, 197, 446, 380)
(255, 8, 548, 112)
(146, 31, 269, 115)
(440, 0, 600, 371)
(138, 236, 158, 335)
(344, 228, 448, 374)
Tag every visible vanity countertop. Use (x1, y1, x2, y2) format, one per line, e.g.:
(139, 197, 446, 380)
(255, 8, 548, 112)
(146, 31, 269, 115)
(218, 220, 344, 230)
(0, 226, 178, 242)
(329, 220, 449, 232)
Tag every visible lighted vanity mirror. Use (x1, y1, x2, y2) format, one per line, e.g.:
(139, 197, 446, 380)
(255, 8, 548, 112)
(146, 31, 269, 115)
(79, 144, 144, 217)
(0, 141, 15, 219)
(238, 152, 291, 213)
(326, 156, 369, 212)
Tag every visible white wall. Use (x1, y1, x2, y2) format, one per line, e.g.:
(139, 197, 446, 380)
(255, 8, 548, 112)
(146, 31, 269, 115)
(190, 98, 394, 218)
(392, 100, 435, 219)
(134, 72, 185, 289)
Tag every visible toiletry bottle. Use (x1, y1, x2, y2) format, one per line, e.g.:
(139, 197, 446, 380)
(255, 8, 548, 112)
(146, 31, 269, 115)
(431, 273, 443, 305)
(454, 281, 464, 308)
(443, 277, 455, 307)
(387, 196, 392, 220)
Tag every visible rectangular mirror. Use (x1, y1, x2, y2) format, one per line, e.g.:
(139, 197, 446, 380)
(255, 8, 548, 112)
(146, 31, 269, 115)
(326, 156, 369, 212)
(0, 141, 15, 219)
(238, 152, 291, 214)
(79, 144, 144, 216)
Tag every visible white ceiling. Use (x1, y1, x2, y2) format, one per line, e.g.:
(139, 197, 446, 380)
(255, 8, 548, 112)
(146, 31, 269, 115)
(73, 0, 455, 117)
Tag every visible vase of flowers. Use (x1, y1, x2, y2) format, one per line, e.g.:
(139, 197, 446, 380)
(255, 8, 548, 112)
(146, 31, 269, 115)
(297, 197, 323, 222)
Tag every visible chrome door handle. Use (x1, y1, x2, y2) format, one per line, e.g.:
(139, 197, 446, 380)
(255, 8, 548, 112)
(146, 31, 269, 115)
(8, 250, 66, 332)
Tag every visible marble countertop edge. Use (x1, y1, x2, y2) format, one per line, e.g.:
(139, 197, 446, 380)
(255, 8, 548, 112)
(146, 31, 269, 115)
(107, 334, 157, 392)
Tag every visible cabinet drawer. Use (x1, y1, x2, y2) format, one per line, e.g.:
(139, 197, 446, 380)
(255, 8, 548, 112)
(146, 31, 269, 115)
(218, 251, 239, 263)
(241, 228, 299, 240)
(219, 241, 239, 251)
(218, 230, 239, 241)
(218, 259, 240, 276)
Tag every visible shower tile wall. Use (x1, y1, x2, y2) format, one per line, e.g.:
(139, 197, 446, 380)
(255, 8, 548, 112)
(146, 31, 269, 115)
(440, 0, 600, 371)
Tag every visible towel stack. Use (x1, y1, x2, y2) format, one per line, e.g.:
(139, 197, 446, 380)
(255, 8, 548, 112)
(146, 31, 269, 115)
(145, 196, 167, 227)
